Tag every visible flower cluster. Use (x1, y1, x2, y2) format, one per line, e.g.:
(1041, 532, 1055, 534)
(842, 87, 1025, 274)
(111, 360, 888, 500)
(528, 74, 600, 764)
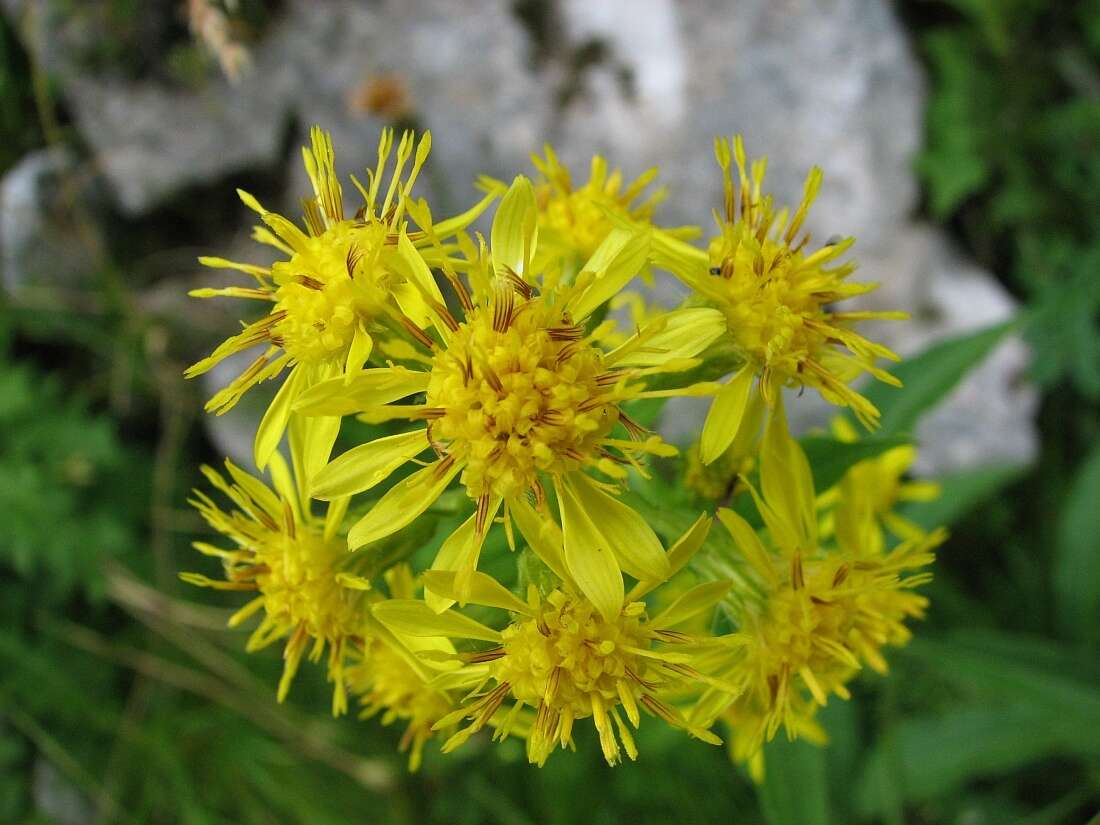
(182, 127, 945, 774)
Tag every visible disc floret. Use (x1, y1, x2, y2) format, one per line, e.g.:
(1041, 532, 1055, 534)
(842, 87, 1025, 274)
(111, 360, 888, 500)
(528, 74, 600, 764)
(425, 297, 617, 502)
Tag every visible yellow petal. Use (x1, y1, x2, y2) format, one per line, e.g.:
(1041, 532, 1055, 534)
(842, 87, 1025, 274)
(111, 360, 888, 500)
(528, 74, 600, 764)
(490, 176, 537, 277)
(254, 363, 307, 470)
(611, 308, 727, 368)
(345, 325, 374, 376)
(424, 502, 500, 612)
(716, 508, 779, 585)
(569, 228, 651, 320)
(508, 496, 572, 585)
(760, 396, 816, 549)
(348, 459, 460, 549)
(293, 367, 429, 416)
(651, 580, 732, 629)
(372, 599, 501, 643)
(422, 570, 532, 615)
(311, 429, 428, 500)
(699, 364, 754, 465)
(566, 473, 670, 582)
(626, 512, 711, 601)
(555, 476, 623, 621)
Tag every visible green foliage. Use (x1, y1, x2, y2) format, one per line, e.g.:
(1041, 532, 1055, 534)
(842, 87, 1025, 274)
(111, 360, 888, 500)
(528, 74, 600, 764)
(0, 352, 143, 600)
(846, 320, 1012, 438)
(912, 0, 1100, 398)
(1052, 439, 1100, 643)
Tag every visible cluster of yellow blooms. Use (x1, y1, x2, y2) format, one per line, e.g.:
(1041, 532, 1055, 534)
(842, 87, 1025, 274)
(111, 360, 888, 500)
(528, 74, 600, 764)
(183, 126, 945, 775)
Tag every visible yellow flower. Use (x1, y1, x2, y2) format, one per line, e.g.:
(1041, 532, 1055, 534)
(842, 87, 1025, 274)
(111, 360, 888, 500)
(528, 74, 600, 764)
(721, 691, 826, 783)
(684, 389, 765, 501)
(304, 176, 726, 618)
(182, 418, 369, 715)
(372, 515, 734, 766)
(691, 400, 942, 756)
(345, 566, 457, 771)
(653, 136, 907, 464)
(821, 417, 942, 555)
(184, 126, 495, 469)
(482, 146, 698, 281)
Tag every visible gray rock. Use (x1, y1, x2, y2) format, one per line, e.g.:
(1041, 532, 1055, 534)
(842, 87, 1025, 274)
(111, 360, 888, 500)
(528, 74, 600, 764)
(32, 758, 91, 825)
(3, 0, 1036, 472)
(0, 147, 104, 293)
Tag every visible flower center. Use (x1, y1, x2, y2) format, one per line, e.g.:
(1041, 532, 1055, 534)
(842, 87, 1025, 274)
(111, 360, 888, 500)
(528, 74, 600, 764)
(707, 236, 830, 375)
(270, 222, 390, 363)
(495, 591, 650, 719)
(424, 297, 617, 501)
(256, 530, 361, 641)
(538, 186, 616, 259)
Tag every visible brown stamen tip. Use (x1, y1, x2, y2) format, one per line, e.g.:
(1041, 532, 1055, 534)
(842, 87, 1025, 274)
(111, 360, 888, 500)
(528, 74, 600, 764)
(398, 314, 436, 350)
(346, 244, 365, 279)
(501, 266, 534, 300)
(791, 553, 805, 591)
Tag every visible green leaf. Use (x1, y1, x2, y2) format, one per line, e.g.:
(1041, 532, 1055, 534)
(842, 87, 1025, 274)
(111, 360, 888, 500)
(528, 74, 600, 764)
(1053, 439, 1100, 642)
(899, 462, 1026, 531)
(856, 703, 1100, 818)
(853, 320, 1013, 438)
(799, 435, 912, 494)
(905, 632, 1100, 720)
(758, 734, 830, 825)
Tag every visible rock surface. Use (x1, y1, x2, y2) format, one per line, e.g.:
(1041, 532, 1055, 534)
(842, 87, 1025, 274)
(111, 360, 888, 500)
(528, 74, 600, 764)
(0, 147, 104, 293)
(0, 0, 1038, 472)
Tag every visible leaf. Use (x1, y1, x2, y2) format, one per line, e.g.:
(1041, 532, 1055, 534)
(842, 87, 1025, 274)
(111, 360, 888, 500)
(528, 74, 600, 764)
(758, 734, 830, 825)
(852, 321, 1013, 438)
(1053, 439, 1100, 642)
(905, 633, 1100, 720)
(855, 703, 1100, 819)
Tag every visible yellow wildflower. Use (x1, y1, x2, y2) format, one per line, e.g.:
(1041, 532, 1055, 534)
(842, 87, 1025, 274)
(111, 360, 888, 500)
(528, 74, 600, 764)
(653, 135, 906, 464)
(822, 417, 942, 555)
(373, 515, 734, 766)
(182, 419, 369, 715)
(184, 126, 495, 468)
(722, 691, 826, 783)
(482, 146, 698, 281)
(346, 566, 456, 771)
(304, 176, 725, 618)
(691, 400, 942, 757)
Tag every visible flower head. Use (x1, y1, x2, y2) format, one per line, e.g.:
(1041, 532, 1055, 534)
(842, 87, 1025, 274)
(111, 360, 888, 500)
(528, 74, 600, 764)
(654, 135, 907, 464)
(184, 126, 494, 468)
(822, 417, 942, 555)
(374, 515, 733, 766)
(305, 177, 725, 614)
(182, 431, 370, 714)
(691, 403, 942, 756)
(483, 147, 698, 281)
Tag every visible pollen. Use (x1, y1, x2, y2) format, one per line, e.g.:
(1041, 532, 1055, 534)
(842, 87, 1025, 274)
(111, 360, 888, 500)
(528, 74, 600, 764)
(425, 296, 617, 501)
(269, 222, 391, 364)
(499, 589, 649, 721)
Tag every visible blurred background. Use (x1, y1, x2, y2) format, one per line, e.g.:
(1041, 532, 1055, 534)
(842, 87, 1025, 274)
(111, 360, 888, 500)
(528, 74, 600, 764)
(0, 0, 1098, 823)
